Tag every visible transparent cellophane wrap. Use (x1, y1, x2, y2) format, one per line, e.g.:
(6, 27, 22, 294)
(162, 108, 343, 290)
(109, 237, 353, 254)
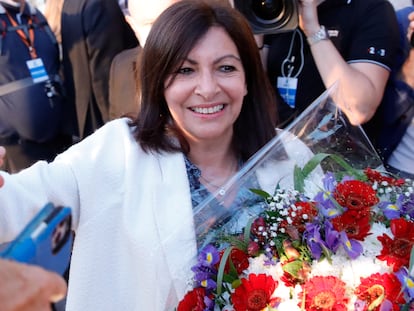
(161, 85, 414, 310)
(194, 84, 382, 247)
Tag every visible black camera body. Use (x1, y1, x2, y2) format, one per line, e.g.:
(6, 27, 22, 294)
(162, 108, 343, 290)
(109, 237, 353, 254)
(233, 0, 299, 35)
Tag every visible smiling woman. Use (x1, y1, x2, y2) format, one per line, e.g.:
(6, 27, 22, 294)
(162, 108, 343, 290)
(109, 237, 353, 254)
(164, 27, 247, 149)
(0, 1, 281, 310)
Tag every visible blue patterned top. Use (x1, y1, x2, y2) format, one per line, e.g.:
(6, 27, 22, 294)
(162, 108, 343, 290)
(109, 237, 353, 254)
(184, 156, 267, 249)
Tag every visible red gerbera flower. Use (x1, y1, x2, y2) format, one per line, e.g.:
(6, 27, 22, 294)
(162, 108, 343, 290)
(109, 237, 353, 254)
(177, 287, 207, 311)
(231, 273, 279, 311)
(333, 180, 379, 210)
(332, 209, 371, 241)
(355, 272, 406, 310)
(377, 218, 414, 271)
(300, 276, 349, 311)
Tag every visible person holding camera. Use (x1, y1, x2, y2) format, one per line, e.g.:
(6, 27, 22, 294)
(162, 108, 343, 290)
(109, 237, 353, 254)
(260, 0, 399, 128)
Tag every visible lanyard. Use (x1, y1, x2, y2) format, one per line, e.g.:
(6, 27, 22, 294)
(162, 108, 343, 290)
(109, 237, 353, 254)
(281, 29, 304, 79)
(5, 10, 37, 59)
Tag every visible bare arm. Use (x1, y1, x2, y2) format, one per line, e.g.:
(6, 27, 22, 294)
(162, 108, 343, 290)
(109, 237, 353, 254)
(299, 0, 390, 125)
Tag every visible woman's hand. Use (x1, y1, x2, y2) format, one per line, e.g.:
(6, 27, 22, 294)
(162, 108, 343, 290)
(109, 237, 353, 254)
(0, 259, 67, 311)
(298, 0, 321, 37)
(0, 146, 5, 187)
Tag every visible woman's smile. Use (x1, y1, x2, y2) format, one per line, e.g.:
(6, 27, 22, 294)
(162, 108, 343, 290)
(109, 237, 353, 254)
(189, 104, 225, 115)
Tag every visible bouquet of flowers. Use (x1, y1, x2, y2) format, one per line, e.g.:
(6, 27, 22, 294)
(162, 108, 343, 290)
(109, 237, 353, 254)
(175, 86, 414, 310)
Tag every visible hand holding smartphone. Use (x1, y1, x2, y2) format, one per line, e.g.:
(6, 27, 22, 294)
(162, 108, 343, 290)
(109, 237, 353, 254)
(0, 203, 73, 276)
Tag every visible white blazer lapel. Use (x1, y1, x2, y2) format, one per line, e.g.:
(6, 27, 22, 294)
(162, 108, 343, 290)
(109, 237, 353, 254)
(153, 152, 197, 302)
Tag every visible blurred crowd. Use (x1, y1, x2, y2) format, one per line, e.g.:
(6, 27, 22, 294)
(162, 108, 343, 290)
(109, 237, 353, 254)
(1, 0, 410, 176)
(1, 0, 414, 310)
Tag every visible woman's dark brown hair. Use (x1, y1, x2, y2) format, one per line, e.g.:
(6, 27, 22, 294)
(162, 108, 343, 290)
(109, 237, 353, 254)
(130, 0, 278, 162)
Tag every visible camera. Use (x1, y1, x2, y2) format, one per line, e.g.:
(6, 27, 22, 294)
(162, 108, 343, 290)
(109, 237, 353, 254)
(233, 0, 299, 35)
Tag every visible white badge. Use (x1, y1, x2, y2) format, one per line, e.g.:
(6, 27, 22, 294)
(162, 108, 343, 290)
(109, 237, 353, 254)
(277, 76, 298, 108)
(26, 58, 49, 83)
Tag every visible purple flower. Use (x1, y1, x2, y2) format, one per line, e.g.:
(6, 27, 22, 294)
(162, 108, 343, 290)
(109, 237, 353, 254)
(354, 300, 366, 311)
(402, 193, 414, 218)
(303, 222, 326, 259)
(204, 296, 215, 311)
(396, 267, 414, 300)
(323, 220, 341, 253)
(191, 245, 220, 290)
(313, 187, 344, 219)
(198, 245, 220, 267)
(338, 231, 362, 259)
(192, 269, 217, 290)
(379, 195, 403, 220)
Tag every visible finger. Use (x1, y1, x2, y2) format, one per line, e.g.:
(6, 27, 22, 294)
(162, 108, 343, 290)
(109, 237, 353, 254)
(41, 271, 68, 303)
(20, 263, 68, 304)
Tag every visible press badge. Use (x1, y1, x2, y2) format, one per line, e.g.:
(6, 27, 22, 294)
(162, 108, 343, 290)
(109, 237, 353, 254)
(26, 58, 49, 83)
(277, 76, 298, 108)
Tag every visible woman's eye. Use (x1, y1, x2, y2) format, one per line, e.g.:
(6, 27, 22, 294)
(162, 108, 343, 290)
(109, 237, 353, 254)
(220, 65, 236, 73)
(177, 67, 194, 75)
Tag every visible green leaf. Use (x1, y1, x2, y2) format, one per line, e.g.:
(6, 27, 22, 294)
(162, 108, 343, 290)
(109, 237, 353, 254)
(328, 154, 365, 179)
(294, 165, 305, 192)
(301, 153, 330, 178)
(250, 188, 272, 202)
(244, 218, 255, 245)
(216, 246, 234, 295)
(409, 245, 414, 273)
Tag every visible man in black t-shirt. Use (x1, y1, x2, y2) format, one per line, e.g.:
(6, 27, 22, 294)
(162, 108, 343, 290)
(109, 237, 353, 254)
(261, 0, 399, 128)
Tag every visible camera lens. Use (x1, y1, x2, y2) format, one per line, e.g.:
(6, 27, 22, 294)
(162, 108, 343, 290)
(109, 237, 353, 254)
(251, 0, 285, 22)
(233, 0, 298, 34)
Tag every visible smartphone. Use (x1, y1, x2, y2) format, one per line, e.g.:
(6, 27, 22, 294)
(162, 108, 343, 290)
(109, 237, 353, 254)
(410, 32, 414, 48)
(0, 203, 73, 275)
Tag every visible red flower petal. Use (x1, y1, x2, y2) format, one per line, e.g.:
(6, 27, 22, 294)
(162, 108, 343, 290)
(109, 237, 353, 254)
(177, 287, 206, 311)
(355, 273, 406, 310)
(334, 180, 379, 210)
(365, 168, 405, 187)
(332, 210, 371, 241)
(231, 274, 278, 311)
(300, 276, 349, 311)
(377, 219, 414, 271)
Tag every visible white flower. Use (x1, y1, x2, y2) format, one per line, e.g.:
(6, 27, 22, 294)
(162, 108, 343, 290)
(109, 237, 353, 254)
(276, 299, 302, 311)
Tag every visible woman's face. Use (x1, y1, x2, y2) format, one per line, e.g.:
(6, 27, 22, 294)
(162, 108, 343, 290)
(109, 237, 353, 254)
(164, 26, 247, 145)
